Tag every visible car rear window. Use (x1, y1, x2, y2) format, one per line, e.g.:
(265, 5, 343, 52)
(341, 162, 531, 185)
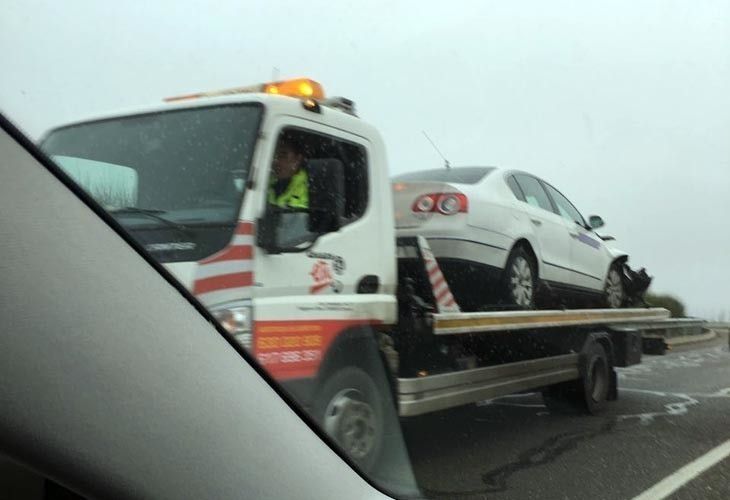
(393, 167, 495, 184)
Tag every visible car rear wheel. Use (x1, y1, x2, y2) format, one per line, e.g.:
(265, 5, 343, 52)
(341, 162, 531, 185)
(503, 247, 537, 309)
(604, 263, 625, 308)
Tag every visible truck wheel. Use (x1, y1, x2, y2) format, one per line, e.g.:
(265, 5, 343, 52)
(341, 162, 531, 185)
(604, 263, 625, 308)
(580, 342, 610, 413)
(313, 366, 385, 472)
(543, 343, 610, 415)
(503, 247, 537, 309)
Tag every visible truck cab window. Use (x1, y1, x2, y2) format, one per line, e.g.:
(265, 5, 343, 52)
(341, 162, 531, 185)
(266, 127, 368, 248)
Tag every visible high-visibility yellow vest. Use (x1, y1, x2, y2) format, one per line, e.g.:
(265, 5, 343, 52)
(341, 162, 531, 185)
(268, 169, 309, 209)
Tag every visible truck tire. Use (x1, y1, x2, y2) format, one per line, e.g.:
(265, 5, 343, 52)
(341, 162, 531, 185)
(502, 246, 537, 309)
(312, 366, 385, 472)
(543, 342, 610, 415)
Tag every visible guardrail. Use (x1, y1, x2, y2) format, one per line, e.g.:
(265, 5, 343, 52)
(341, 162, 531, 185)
(620, 318, 712, 355)
(706, 322, 730, 331)
(623, 318, 706, 339)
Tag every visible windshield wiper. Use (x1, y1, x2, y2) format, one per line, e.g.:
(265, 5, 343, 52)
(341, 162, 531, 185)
(109, 207, 193, 238)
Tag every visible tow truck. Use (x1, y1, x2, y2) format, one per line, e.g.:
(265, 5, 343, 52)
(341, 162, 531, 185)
(40, 78, 670, 472)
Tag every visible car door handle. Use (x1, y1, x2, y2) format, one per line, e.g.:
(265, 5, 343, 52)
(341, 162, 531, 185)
(569, 232, 579, 238)
(530, 218, 542, 226)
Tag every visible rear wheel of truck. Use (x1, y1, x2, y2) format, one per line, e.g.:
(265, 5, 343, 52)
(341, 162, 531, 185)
(543, 342, 610, 415)
(313, 366, 385, 472)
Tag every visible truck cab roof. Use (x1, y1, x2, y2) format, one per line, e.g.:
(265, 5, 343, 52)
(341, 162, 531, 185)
(44, 92, 382, 144)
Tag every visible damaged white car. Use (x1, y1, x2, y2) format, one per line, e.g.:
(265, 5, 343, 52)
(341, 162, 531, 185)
(393, 167, 650, 311)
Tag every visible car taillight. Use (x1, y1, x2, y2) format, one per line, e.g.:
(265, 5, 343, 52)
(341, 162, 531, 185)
(412, 193, 468, 215)
(413, 194, 436, 213)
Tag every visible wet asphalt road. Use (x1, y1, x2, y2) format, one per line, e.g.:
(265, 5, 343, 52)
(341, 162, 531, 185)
(402, 332, 730, 500)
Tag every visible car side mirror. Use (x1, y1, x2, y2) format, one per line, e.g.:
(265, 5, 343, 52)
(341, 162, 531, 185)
(307, 159, 345, 234)
(588, 215, 605, 230)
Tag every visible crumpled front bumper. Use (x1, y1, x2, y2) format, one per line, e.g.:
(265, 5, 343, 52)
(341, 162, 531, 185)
(621, 263, 652, 306)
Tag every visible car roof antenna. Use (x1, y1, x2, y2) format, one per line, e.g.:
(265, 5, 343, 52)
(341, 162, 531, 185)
(422, 131, 451, 169)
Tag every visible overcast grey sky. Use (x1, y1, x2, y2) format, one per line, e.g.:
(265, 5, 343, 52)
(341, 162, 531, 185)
(2, 0, 729, 317)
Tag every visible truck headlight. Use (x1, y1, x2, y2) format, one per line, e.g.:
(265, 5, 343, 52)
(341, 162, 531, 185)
(212, 305, 253, 351)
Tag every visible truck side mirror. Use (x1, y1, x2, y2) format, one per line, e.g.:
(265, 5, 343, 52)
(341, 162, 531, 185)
(307, 159, 345, 234)
(256, 209, 281, 254)
(588, 215, 605, 230)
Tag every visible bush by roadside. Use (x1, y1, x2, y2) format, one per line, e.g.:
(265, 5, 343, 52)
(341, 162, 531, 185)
(645, 292, 686, 317)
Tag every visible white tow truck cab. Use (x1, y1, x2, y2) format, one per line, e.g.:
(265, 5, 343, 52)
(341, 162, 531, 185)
(41, 78, 670, 471)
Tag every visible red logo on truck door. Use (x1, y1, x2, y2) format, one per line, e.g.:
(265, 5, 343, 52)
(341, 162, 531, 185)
(310, 260, 334, 294)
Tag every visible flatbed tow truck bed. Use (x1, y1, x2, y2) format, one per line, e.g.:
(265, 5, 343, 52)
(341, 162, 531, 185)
(397, 307, 670, 416)
(393, 235, 672, 417)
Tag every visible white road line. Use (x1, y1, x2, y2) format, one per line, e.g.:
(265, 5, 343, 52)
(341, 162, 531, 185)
(632, 438, 730, 500)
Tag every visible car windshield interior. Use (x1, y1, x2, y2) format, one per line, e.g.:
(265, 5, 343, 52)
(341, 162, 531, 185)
(2, 2, 729, 499)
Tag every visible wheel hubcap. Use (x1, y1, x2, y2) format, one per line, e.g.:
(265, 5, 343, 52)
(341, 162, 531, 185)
(510, 256, 533, 307)
(323, 389, 376, 460)
(605, 269, 624, 308)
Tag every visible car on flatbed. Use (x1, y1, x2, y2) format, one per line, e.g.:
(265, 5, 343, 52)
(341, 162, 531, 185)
(392, 167, 629, 311)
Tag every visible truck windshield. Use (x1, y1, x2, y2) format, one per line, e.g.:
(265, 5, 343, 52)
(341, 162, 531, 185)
(41, 104, 262, 262)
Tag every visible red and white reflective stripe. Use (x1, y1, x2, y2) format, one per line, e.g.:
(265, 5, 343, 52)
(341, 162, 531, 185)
(193, 221, 254, 306)
(417, 236, 461, 313)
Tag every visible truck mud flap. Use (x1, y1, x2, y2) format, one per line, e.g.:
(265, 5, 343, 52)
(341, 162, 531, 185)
(609, 327, 643, 367)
